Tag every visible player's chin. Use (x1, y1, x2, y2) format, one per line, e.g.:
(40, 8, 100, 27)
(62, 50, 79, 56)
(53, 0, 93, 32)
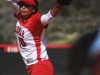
(20, 11, 27, 15)
(21, 13, 27, 17)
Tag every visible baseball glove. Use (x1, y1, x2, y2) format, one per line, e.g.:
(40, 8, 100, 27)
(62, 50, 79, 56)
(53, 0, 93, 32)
(57, 0, 73, 6)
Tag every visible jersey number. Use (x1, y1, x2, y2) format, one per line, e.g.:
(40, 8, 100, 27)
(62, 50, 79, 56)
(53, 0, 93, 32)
(18, 38, 26, 47)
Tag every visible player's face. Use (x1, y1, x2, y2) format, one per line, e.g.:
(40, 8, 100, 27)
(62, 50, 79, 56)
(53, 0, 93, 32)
(19, 2, 35, 19)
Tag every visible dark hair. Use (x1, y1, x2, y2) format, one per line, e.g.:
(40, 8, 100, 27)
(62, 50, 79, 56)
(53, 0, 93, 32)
(32, 0, 39, 14)
(66, 29, 99, 75)
(34, 0, 39, 7)
(34, 0, 39, 12)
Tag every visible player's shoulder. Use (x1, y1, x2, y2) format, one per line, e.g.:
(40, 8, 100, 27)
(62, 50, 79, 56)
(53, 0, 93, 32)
(31, 12, 42, 21)
(33, 12, 42, 17)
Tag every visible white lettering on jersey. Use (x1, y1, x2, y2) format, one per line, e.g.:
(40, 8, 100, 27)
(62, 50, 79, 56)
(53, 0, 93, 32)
(15, 26, 24, 38)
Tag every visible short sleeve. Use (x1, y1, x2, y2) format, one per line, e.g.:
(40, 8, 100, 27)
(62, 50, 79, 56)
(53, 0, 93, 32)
(34, 13, 49, 29)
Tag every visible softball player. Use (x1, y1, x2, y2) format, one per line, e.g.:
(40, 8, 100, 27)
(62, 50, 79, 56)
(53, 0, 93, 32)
(7, 0, 73, 75)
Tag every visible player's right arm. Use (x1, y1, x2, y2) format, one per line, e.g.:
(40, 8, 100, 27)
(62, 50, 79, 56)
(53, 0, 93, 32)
(7, 0, 19, 15)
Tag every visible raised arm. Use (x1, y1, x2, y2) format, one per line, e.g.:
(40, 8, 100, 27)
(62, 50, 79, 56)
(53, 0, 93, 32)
(51, 0, 73, 17)
(7, 0, 19, 15)
(41, 0, 73, 25)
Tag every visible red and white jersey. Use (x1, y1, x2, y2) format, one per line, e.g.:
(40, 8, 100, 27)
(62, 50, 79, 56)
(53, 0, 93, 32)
(15, 13, 49, 66)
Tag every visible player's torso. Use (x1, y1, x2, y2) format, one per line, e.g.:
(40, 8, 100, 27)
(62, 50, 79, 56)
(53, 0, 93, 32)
(15, 15, 49, 66)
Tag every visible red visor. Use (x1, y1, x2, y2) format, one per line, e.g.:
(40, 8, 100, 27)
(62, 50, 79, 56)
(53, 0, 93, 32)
(17, 0, 36, 6)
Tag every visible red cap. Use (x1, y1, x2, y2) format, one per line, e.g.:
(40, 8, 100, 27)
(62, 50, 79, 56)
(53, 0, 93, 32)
(17, 0, 36, 6)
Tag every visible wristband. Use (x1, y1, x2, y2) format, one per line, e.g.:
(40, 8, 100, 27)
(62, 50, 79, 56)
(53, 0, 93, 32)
(56, 4, 62, 9)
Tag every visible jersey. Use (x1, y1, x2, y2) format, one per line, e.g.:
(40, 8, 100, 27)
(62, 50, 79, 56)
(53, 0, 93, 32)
(15, 12, 49, 66)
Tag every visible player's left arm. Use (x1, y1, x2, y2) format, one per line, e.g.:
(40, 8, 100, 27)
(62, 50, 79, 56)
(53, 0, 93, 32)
(41, 0, 73, 25)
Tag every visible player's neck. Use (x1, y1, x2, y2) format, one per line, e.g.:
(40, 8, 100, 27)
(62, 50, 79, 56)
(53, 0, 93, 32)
(21, 13, 33, 21)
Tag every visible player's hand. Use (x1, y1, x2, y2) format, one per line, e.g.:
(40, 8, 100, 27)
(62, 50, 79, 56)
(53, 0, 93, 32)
(57, 0, 73, 6)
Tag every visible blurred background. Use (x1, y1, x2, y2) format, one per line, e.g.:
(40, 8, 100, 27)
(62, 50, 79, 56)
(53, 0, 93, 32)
(0, 0, 100, 75)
